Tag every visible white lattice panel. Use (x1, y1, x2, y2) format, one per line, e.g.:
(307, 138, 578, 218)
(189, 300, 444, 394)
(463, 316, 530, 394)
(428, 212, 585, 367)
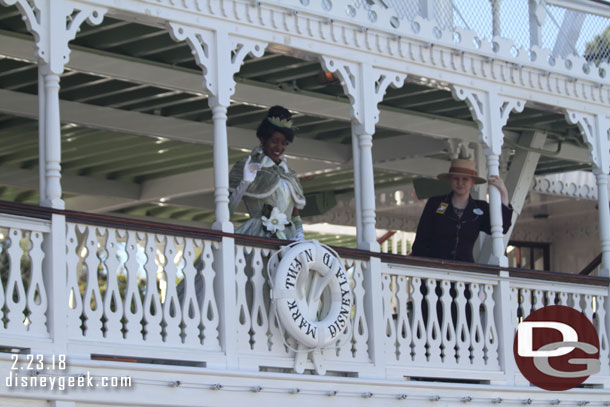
(65, 223, 221, 356)
(511, 280, 610, 376)
(235, 245, 370, 372)
(0, 224, 49, 338)
(381, 264, 501, 377)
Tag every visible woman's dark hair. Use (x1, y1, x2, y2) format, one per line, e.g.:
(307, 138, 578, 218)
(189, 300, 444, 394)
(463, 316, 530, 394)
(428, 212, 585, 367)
(256, 105, 295, 143)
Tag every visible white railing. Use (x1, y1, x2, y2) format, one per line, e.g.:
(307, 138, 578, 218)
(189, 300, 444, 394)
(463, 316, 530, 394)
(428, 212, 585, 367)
(510, 277, 610, 378)
(235, 244, 370, 372)
(0, 207, 609, 385)
(0, 214, 50, 345)
(381, 263, 502, 381)
(64, 221, 224, 363)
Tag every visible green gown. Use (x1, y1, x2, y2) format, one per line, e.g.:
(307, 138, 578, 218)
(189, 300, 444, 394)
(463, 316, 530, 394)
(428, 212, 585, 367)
(229, 146, 306, 239)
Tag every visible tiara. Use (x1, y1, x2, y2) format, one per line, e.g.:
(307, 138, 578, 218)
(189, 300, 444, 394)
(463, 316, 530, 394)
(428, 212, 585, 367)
(267, 116, 293, 129)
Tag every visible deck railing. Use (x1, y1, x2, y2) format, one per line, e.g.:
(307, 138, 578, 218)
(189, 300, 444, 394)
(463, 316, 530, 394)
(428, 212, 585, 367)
(352, 0, 610, 64)
(0, 201, 608, 385)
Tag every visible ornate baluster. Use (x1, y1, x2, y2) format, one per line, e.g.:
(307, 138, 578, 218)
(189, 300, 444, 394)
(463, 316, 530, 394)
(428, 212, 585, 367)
(351, 260, 368, 359)
(531, 289, 544, 312)
(425, 278, 442, 364)
(520, 288, 532, 319)
(235, 245, 251, 351)
(571, 293, 583, 312)
(267, 248, 286, 354)
(483, 284, 499, 369)
(545, 290, 557, 306)
(162, 236, 182, 344)
(558, 292, 568, 306)
(0, 229, 6, 331)
(595, 296, 610, 375)
(123, 230, 143, 341)
(5, 229, 27, 331)
(26, 230, 47, 335)
(381, 273, 397, 361)
(81, 225, 103, 338)
(410, 277, 426, 364)
(510, 287, 519, 328)
(395, 276, 412, 363)
(180, 237, 201, 346)
(102, 228, 123, 340)
(583, 294, 594, 321)
(469, 283, 484, 368)
(201, 240, 220, 350)
(454, 281, 470, 366)
(439, 280, 456, 366)
(142, 232, 162, 343)
(65, 223, 83, 337)
(247, 247, 267, 352)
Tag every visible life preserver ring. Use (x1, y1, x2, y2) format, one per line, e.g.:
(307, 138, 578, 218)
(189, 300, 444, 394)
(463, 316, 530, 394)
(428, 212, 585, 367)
(271, 241, 352, 349)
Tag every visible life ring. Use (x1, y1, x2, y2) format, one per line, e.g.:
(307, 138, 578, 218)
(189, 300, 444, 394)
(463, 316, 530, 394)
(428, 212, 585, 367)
(271, 240, 352, 349)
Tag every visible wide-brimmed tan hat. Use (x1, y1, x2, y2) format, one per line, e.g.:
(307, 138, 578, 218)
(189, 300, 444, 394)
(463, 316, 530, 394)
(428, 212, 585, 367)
(437, 159, 487, 184)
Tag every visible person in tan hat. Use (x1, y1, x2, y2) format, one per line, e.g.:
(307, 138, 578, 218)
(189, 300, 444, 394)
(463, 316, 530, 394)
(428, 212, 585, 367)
(411, 158, 512, 263)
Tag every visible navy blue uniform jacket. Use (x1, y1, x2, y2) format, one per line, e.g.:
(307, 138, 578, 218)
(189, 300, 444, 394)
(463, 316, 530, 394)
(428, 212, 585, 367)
(411, 193, 513, 263)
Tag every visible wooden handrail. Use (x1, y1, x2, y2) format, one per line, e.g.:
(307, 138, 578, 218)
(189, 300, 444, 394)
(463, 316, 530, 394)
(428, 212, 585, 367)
(580, 253, 602, 276)
(1, 200, 608, 286)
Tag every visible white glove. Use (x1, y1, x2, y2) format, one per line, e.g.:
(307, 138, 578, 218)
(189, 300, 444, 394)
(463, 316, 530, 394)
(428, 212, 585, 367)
(229, 156, 260, 211)
(243, 155, 261, 183)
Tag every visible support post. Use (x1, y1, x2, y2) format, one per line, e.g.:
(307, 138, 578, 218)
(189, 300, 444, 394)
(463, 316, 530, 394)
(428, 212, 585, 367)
(4, 0, 105, 355)
(351, 131, 363, 246)
(169, 24, 266, 367)
(169, 24, 265, 233)
(485, 151, 508, 266)
(5, 0, 105, 209)
(452, 87, 524, 266)
(565, 111, 610, 276)
(320, 57, 404, 252)
(596, 171, 610, 277)
(493, 271, 517, 385)
(320, 57, 404, 377)
(477, 131, 547, 264)
(210, 102, 232, 233)
(43, 214, 67, 354)
(38, 69, 46, 206)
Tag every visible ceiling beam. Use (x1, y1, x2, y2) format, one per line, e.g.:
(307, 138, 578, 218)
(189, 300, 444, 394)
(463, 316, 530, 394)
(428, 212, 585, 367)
(0, 88, 351, 164)
(0, 32, 592, 165)
(0, 32, 476, 140)
(0, 167, 139, 199)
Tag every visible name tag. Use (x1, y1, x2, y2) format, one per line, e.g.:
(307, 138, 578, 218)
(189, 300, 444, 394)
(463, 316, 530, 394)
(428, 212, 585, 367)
(436, 203, 448, 214)
(473, 208, 484, 215)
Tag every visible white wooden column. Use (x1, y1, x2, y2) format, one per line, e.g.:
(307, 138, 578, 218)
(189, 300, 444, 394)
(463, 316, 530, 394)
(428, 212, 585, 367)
(169, 24, 265, 233)
(566, 111, 610, 276)
(320, 56, 403, 378)
(2, 0, 105, 208)
(351, 132, 363, 246)
(3, 0, 105, 356)
(477, 131, 547, 264)
(169, 23, 266, 368)
(452, 86, 524, 266)
(321, 57, 405, 252)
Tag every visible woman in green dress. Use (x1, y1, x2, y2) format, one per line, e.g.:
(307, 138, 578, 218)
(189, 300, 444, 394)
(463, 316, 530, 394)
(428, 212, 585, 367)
(229, 106, 306, 240)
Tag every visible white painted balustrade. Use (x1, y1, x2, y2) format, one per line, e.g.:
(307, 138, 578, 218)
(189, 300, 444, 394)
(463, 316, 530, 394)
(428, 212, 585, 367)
(0, 215, 50, 345)
(0, 210, 609, 383)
